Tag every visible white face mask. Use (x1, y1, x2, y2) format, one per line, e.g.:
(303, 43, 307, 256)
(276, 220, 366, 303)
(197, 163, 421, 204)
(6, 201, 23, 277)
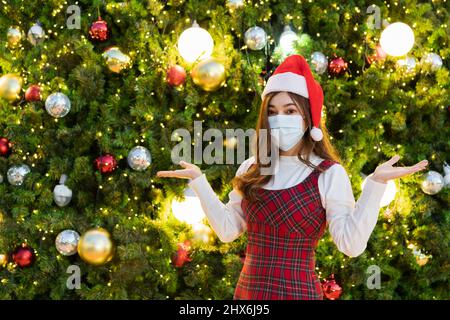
(268, 115, 305, 151)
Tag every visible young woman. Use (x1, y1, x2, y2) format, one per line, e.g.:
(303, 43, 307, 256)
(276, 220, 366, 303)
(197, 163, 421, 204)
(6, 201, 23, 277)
(157, 55, 428, 300)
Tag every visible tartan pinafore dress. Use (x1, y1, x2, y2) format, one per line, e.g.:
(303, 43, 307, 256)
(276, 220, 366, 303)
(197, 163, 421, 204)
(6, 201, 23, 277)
(234, 159, 337, 300)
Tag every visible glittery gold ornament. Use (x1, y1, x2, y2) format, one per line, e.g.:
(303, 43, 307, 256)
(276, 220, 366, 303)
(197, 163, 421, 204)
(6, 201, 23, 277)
(0, 74, 23, 102)
(102, 47, 131, 73)
(0, 253, 8, 267)
(78, 228, 114, 266)
(7, 27, 22, 47)
(191, 58, 226, 92)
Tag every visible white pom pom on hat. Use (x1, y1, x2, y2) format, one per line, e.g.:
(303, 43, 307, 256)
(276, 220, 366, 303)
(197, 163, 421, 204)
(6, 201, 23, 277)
(261, 54, 324, 141)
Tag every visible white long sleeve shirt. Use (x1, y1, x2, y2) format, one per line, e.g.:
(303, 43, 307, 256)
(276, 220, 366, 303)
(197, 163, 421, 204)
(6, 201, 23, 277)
(188, 153, 388, 257)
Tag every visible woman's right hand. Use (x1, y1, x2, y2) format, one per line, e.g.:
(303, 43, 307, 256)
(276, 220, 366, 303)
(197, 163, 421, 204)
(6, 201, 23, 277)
(156, 161, 202, 180)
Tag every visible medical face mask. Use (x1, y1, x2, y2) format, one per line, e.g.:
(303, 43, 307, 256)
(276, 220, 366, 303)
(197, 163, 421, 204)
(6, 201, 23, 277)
(268, 115, 305, 151)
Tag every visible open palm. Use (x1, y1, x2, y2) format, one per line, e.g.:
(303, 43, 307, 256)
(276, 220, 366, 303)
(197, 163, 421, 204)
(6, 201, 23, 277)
(156, 161, 202, 180)
(372, 155, 428, 184)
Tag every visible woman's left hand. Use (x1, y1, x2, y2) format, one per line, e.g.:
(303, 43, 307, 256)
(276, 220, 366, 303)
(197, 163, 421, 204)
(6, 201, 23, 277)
(371, 155, 429, 184)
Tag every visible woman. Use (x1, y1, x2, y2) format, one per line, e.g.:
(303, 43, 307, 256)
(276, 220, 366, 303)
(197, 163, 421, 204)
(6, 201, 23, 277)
(157, 55, 428, 300)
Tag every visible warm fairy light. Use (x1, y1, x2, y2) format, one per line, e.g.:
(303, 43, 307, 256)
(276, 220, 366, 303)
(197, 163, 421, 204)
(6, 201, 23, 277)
(177, 20, 213, 63)
(380, 22, 414, 56)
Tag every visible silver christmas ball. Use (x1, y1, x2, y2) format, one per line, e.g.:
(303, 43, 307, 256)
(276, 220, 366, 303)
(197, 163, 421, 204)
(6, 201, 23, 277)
(311, 52, 328, 75)
(7, 164, 30, 186)
(127, 146, 152, 171)
(45, 92, 71, 118)
(421, 53, 443, 71)
(396, 56, 417, 73)
(27, 23, 45, 46)
(420, 171, 444, 195)
(244, 26, 267, 51)
(55, 230, 80, 256)
(53, 174, 72, 207)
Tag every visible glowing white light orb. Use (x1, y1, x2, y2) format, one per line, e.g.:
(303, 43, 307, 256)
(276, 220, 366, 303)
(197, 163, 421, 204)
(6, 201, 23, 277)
(177, 20, 214, 63)
(279, 25, 298, 54)
(380, 22, 414, 57)
(172, 187, 206, 225)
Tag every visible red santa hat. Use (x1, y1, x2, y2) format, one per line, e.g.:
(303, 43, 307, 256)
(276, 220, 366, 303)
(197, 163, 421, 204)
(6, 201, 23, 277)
(261, 54, 324, 141)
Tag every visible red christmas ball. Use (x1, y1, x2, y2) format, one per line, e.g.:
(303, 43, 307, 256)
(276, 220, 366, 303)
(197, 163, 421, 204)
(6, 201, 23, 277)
(166, 65, 187, 87)
(172, 240, 192, 268)
(25, 84, 42, 102)
(94, 154, 118, 174)
(89, 17, 109, 42)
(328, 57, 348, 76)
(322, 274, 343, 300)
(0, 137, 12, 157)
(12, 244, 36, 268)
(366, 45, 387, 65)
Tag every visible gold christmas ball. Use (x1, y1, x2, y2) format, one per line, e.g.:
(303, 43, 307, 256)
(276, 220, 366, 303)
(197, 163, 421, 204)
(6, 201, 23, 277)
(191, 58, 226, 91)
(0, 74, 23, 102)
(0, 253, 8, 267)
(77, 228, 114, 266)
(102, 47, 131, 73)
(7, 27, 22, 47)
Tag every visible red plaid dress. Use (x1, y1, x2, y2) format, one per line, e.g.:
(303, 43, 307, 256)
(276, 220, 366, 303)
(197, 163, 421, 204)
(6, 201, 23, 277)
(234, 159, 337, 300)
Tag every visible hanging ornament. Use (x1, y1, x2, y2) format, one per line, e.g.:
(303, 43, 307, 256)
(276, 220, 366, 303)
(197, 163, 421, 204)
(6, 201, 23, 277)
(7, 164, 30, 186)
(89, 16, 109, 42)
(177, 20, 214, 63)
(7, 27, 22, 47)
(102, 47, 131, 73)
(172, 187, 206, 225)
(45, 92, 71, 118)
(77, 228, 114, 266)
(0, 253, 7, 267)
(420, 53, 443, 72)
(191, 58, 226, 92)
(443, 162, 450, 187)
(328, 56, 348, 76)
(279, 25, 298, 55)
(94, 154, 118, 174)
(396, 56, 417, 74)
(192, 223, 214, 244)
(310, 52, 328, 75)
(226, 0, 244, 12)
(244, 26, 267, 51)
(0, 137, 12, 157)
(366, 45, 387, 65)
(25, 84, 42, 102)
(379, 22, 414, 57)
(407, 244, 431, 266)
(166, 65, 187, 87)
(55, 230, 80, 256)
(12, 243, 35, 268)
(0, 74, 23, 102)
(27, 22, 45, 46)
(321, 274, 343, 300)
(53, 174, 72, 207)
(420, 171, 444, 195)
(362, 176, 397, 207)
(172, 240, 192, 268)
(127, 146, 152, 171)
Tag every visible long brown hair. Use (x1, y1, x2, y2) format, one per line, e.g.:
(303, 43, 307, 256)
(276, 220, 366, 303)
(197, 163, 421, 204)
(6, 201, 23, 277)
(232, 91, 341, 202)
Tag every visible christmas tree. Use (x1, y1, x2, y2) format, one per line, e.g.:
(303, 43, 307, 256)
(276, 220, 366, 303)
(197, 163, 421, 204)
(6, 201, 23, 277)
(0, 0, 448, 300)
